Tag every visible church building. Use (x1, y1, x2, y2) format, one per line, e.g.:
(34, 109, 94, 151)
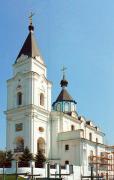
(5, 19, 114, 177)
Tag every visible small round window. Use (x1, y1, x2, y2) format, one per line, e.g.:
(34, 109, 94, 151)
(39, 127, 44, 132)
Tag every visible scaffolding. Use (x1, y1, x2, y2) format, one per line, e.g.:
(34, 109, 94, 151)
(88, 146, 114, 179)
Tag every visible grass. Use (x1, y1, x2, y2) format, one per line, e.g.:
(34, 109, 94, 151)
(0, 175, 25, 180)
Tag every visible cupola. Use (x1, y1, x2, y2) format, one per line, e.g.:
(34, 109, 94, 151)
(52, 67, 77, 117)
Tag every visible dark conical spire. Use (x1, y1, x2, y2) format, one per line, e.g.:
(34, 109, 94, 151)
(56, 88, 73, 102)
(15, 14, 41, 62)
(54, 67, 76, 103)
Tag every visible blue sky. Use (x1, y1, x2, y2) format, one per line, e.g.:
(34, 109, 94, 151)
(0, 0, 114, 149)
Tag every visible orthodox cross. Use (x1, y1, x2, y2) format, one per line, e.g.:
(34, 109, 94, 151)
(61, 66, 67, 76)
(29, 12, 35, 25)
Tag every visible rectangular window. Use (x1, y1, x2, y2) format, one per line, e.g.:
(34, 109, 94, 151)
(96, 138, 98, 143)
(15, 123, 23, 132)
(65, 144, 69, 151)
(17, 92, 22, 105)
(89, 133, 92, 141)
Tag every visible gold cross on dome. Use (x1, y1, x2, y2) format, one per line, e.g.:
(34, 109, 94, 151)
(29, 12, 35, 25)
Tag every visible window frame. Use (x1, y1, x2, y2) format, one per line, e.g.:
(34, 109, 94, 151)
(17, 92, 22, 105)
(96, 138, 98, 143)
(71, 125, 75, 131)
(89, 132, 92, 141)
(40, 93, 44, 106)
(65, 144, 69, 151)
(64, 102, 69, 112)
(15, 123, 23, 132)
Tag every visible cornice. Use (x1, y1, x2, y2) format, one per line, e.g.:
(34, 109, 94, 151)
(51, 111, 81, 124)
(5, 104, 50, 116)
(85, 124, 105, 136)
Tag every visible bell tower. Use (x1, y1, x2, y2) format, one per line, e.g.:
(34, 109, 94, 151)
(5, 17, 52, 156)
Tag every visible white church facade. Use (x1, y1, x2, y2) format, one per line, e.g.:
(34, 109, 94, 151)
(5, 20, 114, 177)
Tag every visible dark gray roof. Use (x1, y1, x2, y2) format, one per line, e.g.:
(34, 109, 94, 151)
(56, 89, 73, 102)
(15, 28, 41, 62)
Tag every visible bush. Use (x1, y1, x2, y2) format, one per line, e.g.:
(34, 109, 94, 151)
(19, 146, 33, 166)
(35, 150, 46, 168)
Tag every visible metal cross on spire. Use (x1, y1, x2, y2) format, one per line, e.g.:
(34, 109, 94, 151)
(29, 12, 35, 25)
(61, 66, 67, 79)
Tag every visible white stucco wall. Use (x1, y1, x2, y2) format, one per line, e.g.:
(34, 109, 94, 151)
(6, 55, 51, 155)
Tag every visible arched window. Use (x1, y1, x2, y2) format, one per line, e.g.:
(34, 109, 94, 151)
(40, 93, 44, 106)
(17, 92, 22, 105)
(96, 138, 98, 143)
(89, 133, 92, 141)
(15, 136, 24, 152)
(57, 103, 61, 111)
(64, 102, 69, 112)
(71, 103, 75, 111)
(71, 125, 75, 131)
(89, 150, 93, 163)
(37, 137, 45, 153)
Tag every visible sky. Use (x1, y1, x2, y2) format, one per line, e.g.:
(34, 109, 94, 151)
(0, 0, 114, 149)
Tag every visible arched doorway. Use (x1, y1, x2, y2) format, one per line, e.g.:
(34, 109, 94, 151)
(37, 137, 45, 153)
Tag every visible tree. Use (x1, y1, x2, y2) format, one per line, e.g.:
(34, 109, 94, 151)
(19, 146, 33, 163)
(0, 151, 6, 163)
(6, 150, 13, 162)
(0, 150, 12, 168)
(35, 150, 46, 167)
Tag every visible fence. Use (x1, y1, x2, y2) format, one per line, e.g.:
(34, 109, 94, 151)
(0, 161, 74, 180)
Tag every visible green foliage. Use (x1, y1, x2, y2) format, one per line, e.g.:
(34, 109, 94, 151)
(35, 150, 46, 167)
(6, 150, 13, 162)
(0, 151, 6, 163)
(0, 175, 25, 180)
(0, 150, 13, 163)
(19, 146, 33, 162)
